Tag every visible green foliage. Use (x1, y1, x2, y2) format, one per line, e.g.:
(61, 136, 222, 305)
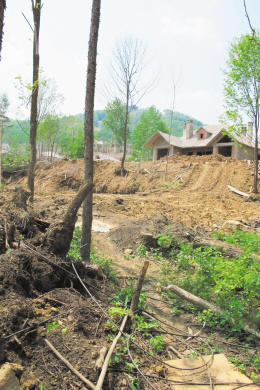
(3, 120, 29, 146)
(60, 130, 84, 158)
(68, 226, 82, 261)
(132, 106, 169, 161)
(15, 71, 64, 123)
(47, 321, 61, 333)
(212, 229, 260, 255)
(38, 114, 61, 155)
(134, 315, 158, 331)
(149, 334, 164, 353)
(229, 352, 260, 377)
(68, 227, 116, 279)
(156, 232, 176, 249)
(156, 230, 260, 333)
(0, 93, 9, 122)
(162, 110, 203, 137)
(136, 243, 148, 257)
(102, 99, 127, 146)
(96, 124, 113, 144)
(111, 283, 147, 309)
(58, 114, 84, 158)
(2, 146, 30, 170)
(61, 327, 67, 340)
(222, 33, 260, 142)
(129, 375, 140, 390)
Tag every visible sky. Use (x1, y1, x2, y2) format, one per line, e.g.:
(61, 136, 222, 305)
(0, 0, 259, 124)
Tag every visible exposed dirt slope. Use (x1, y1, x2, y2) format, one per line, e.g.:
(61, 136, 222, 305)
(15, 154, 259, 229)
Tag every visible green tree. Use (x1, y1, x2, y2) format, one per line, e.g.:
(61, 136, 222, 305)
(223, 33, 260, 193)
(0, 93, 9, 186)
(37, 114, 61, 160)
(132, 106, 169, 161)
(102, 99, 126, 145)
(60, 131, 84, 158)
(162, 110, 203, 137)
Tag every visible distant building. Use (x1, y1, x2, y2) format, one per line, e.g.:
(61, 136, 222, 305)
(145, 120, 259, 160)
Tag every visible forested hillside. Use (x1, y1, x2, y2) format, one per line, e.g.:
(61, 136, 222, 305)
(3, 108, 203, 160)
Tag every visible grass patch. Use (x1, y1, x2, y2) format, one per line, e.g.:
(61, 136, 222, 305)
(150, 230, 260, 334)
(68, 226, 116, 280)
(212, 229, 260, 255)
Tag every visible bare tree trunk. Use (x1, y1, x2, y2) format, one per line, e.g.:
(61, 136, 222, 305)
(121, 86, 129, 173)
(45, 181, 92, 256)
(28, 0, 41, 201)
(0, 120, 2, 189)
(80, 0, 101, 261)
(0, 0, 6, 61)
(253, 105, 259, 194)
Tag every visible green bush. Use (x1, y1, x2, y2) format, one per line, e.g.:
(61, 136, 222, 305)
(157, 231, 260, 332)
(2, 146, 30, 170)
(68, 226, 116, 279)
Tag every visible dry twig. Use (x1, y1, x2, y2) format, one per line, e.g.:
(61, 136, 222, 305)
(44, 338, 95, 390)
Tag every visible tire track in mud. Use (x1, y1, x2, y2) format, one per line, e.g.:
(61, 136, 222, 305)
(180, 164, 200, 189)
(190, 164, 212, 191)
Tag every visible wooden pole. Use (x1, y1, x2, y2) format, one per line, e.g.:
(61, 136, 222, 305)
(130, 260, 149, 314)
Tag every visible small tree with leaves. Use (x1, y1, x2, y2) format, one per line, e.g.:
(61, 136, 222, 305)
(132, 106, 169, 161)
(223, 33, 260, 193)
(102, 98, 126, 147)
(0, 93, 9, 187)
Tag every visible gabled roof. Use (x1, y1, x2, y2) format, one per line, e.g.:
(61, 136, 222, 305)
(144, 125, 255, 149)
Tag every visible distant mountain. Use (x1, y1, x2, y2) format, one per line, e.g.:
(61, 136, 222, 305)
(5, 108, 203, 147)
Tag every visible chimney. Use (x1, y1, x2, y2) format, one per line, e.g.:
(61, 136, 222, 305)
(247, 122, 253, 139)
(183, 120, 194, 139)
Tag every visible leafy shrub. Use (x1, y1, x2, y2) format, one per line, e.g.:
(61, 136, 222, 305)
(2, 146, 30, 170)
(68, 226, 116, 279)
(112, 283, 147, 309)
(149, 334, 164, 353)
(159, 232, 260, 332)
(212, 229, 260, 255)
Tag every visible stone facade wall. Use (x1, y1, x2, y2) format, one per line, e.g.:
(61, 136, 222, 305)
(234, 144, 255, 160)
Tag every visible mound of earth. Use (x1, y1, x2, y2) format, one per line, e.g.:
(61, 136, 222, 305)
(11, 155, 258, 229)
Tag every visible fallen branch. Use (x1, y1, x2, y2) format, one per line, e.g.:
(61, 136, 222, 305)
(166, 284, 260, 339)
(227, 185, 250, 198)
(94, 346, 108, 371)
(95, 314, 128, 390)
(44, 338, 95, 390)
(168, 345, 182, 359)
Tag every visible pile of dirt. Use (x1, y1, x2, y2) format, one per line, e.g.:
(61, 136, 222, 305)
(108, 214, 197, 252)
(0, 169, 259, 389)
(14, 155, 259, 229)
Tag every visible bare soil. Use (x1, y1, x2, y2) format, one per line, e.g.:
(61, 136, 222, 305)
(13, 154, 258, 230)
(0, 155, 259, 389)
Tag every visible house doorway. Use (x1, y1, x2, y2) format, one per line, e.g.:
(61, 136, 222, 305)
(157, 148, 168, 160)
(218, 146, 232, 157)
